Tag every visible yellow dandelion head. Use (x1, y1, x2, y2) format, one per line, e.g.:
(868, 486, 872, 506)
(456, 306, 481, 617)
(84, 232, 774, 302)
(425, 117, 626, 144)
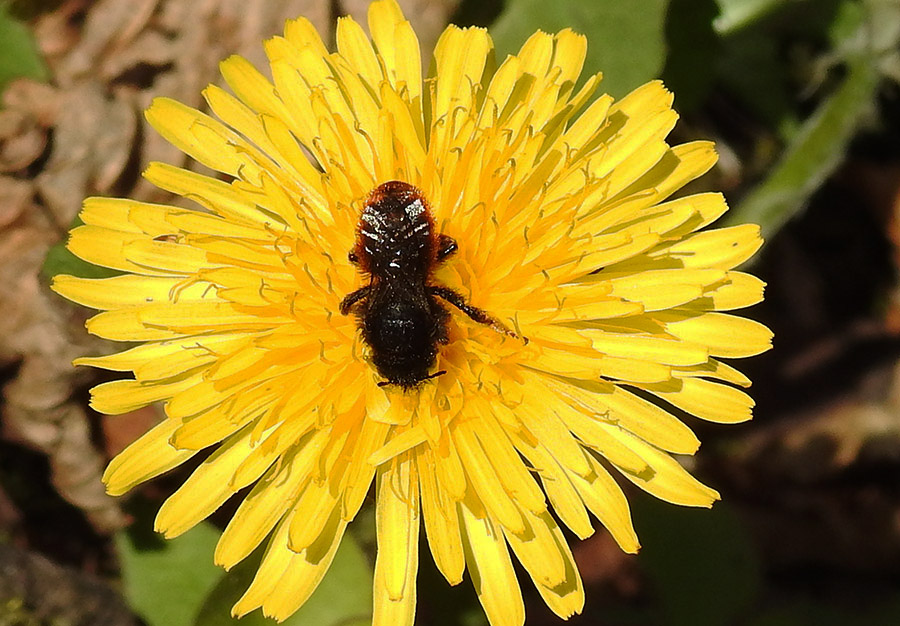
(53, 0, 772, 624)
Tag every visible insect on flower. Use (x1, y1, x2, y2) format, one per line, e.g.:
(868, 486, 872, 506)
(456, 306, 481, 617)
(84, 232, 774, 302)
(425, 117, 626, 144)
(50, 0, 774, 624)
(341, 180, 522, 388)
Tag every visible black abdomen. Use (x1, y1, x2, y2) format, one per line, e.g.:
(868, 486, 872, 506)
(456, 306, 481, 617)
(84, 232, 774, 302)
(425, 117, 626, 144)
(361, 282, 448, 388)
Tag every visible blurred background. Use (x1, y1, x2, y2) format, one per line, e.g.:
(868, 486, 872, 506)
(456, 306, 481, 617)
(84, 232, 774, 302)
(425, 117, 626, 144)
(2, 0, 900, 624)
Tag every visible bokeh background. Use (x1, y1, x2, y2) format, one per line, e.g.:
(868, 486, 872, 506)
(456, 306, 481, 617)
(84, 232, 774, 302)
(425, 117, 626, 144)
(2, 0, 900, 624)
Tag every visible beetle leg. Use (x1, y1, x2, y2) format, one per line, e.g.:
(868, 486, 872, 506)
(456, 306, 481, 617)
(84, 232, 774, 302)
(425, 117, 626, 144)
(436, 234, 458, 261)
(340, 285, 371, 315)
(429, 285, 527, 342)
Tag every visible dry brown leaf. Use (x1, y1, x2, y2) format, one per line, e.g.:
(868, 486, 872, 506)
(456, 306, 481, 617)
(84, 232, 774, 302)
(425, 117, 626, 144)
(1, 79, 59, 127)
(0, 176, 32, 229)
(717, 353, 900, 571)
(35, 82, 137, 226)
(0, 215, 122, 531)
(735, 357, 900, 480)
(0, 80, 59, 176)
(0, 544, 137, 625)
(53, 0, 162, 87)
(33, 0, 89, 62)
(0, 110, 46, 173)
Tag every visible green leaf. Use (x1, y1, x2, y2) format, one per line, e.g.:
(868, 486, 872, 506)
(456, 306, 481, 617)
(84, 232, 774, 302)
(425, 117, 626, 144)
(662, 0, 721, 112)
(0, 2, 48, 92)
(631, 495, 762, 626)
(714, 25, 797, 130)
(490, 0, 670, 98)
(193, 555, 273, 626)
(723, 54, 881, 239)
(713, 0, 785, 34)
(116, 517, 224, 626)
(828, 0, 865, 46)
(194, 531, 373, 626)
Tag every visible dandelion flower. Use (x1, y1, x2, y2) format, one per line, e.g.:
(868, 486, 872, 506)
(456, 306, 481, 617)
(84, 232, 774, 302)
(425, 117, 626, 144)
(52, 0, 773, 624)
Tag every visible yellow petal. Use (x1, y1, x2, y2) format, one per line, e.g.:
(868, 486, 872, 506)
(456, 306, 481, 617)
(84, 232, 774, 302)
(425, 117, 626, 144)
(216, 443, 316, 569)
(155, 425, 255, 537)
(666, 224, 764, 270)
(417, 447, 465, 584)
(606, 429, 720, 507)
(568, 455, 640, 553)
(145, 98, 260, 179)
(52, 274, 212, 310)
(234, 511, 350, 620)
(504, 509, 567, 588)
(144, 162, 276, 226)
(431, 25, 491, 149)
(369, 0, 421, 106)
(460, 500, 525, 626)
(288, 481, 340, 552)
(373, 453, 419, 626)
(90, 376, 197, 415)
(560, 380, 700, 455)
(455, 423, 525, 534)
(103, 418, 196, 496)
(703, 271, 766, 310)
(640, 377, 755, 423)
(336, 16, 382, 88)
(662, 311, 774, 358)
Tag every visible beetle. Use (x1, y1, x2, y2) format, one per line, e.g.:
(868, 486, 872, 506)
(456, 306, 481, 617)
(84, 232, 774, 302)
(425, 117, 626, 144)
(340, 180, 520, 388)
